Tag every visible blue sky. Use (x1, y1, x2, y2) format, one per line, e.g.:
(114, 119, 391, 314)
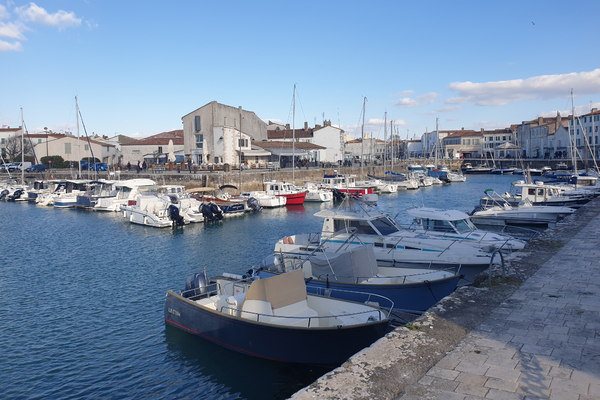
(1, 1, 599, 142)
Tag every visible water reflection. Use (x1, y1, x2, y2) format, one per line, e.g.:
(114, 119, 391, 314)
(163, 325, 331, 400)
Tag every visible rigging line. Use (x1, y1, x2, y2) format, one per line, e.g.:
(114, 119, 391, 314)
(78, 108, 98, 179)
(294, 86, 308, 125)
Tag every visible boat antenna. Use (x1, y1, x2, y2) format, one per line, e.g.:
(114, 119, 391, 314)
(20, 107, 24, 185)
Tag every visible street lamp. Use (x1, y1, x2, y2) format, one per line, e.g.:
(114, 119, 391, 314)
(44, 127, 48, 159)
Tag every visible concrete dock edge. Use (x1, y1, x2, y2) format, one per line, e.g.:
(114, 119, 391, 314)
(291, 197, 600, 400)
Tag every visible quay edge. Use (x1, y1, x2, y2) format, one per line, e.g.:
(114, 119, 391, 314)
(290, 196, 600, 400)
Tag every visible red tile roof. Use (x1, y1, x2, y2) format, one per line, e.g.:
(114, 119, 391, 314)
(121, 130, 184, 146)
(267, 129, 313, 139)
(253, 141, 325, 150)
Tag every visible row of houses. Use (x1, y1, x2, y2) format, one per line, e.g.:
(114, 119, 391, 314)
(411, 108, 600, 161)
(0, 101, 346, 168)
(3, 101, 599, 168)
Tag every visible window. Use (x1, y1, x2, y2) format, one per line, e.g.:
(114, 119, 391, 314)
(84, 144, 89, 151)
(65, 142, 71, 154)
(158, 146, 163, 153)
(584, 117, 587, 123)
(0, 138, 4, 144)
(194, 116, 201, 132)
(38, 139, 42, 143)
(473, 139, 480, 145)
(195, 134, 203, 149)
(464, 139, 470, 145)
(502, 136, 506, 141)
(596, 126, 598, 132)
(577, 139, 581, 146)
(370, 217, 400, 235)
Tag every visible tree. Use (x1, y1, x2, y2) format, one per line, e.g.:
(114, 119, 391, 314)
(4, 134, 33, 162)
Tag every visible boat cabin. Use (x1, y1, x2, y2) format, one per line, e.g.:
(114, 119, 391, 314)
(407, 208, 476, 235)
(321, 174, 356, 188)
(317, 209, 402, 237)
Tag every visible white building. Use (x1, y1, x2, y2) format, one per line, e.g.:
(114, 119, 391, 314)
(0, 126, 23, 161)
(182, 101, 268, 165)
(120, 130, 184, 166)
(267, 120, 345, 163)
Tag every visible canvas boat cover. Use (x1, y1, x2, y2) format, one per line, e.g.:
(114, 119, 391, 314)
(310, 245, 379, 283)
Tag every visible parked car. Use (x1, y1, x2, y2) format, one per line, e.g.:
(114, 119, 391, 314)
(7, 162, 32, 172)
(89, 162, 108, 171)
(25, 164, 47, 172)
(0, 163, 10, 172)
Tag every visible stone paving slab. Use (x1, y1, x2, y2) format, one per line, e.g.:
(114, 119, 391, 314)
(291, 197, 600, 400)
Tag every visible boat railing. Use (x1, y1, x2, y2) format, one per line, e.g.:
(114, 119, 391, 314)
(314, 267, 459, 285)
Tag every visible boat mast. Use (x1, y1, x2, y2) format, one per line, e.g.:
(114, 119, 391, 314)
(571, 89, 577, 175)
(292, 84, 296, 184)
(76, 96, 81, 179)
(360, 97, 366, 178)
(435, 118, 439, 166)
(21, 107, 24, 184)
(239, 106, 242, 192)
(383, 112, 387, 173)
(390, 120, 394, 170)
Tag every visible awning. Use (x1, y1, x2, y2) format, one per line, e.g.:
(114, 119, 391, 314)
(242, 149, 271, 156)
(264, 148, 310, 156)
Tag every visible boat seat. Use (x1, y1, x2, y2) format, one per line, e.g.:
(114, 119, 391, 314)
(195, 294, 228, 312)
(241, 299, 273, 321)
(226, 293, 246, 316)
(267, 299, 319, 327)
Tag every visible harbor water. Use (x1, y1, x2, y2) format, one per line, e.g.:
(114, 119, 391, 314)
(0, 174, 521, 399)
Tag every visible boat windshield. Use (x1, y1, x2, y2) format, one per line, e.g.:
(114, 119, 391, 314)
(451, 219, 475, 234)
(422, 218, 455, 233)
(370, 217, 401, 235)
(333, 219, 378, 235)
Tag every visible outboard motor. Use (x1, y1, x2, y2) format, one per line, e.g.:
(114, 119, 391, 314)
(168, 204, 185, 227)
(332, 189, 345, 202)
(183, 272, 210, 298)
(210, 202, 224, 220)
(201, 203, 215, 221)
(11, 189, 24, 201)
(247, 197, 261, 212)
(0, 189, 8, 201)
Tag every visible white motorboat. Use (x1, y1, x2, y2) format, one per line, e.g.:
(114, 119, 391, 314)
(354, 178, 398, 194)
(405, 207, 530, 252)
(298, 182, 333, 202)
(471, 190, 576, 227)
(240, 191, 287, 208)
(318, 172, 375, 197)
(481, 180, 592, 209)
(93, 178, 156, 211)
(121, 188, 194, 227)
(446, 170, 466, 182)
(274, 195, 494, 282)
(53, 180, 90, 208)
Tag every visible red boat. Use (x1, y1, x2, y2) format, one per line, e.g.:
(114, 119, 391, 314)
(263, 181, 306, 205)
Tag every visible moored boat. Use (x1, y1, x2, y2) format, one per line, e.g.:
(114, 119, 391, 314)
(165, 269, 392, 365)
(254, 245, 461, 313)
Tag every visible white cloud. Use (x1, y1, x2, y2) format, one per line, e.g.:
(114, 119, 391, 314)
(394, 98, 420, 108)
(0, 4, 10, 20)
(436, 106, 461, 113)
(447, 69, 600, 106)
(0, 21, 25, 39)
(540, 102, 600, 118)
(394, 92, 441, 108)
(0, 39, 22, 51)
(470, 120, 507, 130)
(16, 3, 81, 30)
(399, 90, 414, 96)
(417, 92, 441, 104)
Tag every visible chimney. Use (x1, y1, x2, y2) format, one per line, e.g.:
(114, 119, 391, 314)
(304, 122, 308, 130)
(315, 124, 322, 129)
(286, 124, 290, 130)
(481, 128, 484, 132)
(556, 111, 562, 125)
(593, 108, 598, 113)
(538, 116, 543, 125)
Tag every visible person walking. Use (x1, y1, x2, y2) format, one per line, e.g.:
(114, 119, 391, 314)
(127, 161, 131, 171)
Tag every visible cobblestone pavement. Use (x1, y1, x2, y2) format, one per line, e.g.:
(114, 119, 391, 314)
(400, 205, 600, 399)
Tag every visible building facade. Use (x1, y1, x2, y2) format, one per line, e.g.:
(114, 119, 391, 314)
(182, 101, 268, 165)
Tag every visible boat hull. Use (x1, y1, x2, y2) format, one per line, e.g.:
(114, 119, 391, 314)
(256, 270, 460, 312)
(164, 291, 389, 365)
(278, 192, 306, 205)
